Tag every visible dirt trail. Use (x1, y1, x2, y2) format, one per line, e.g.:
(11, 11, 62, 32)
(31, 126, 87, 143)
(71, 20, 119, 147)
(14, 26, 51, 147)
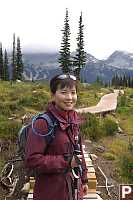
(84, 140, 119, 200)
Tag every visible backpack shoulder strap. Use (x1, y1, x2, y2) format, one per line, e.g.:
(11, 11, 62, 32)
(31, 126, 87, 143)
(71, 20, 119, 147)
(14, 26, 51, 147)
(32, 113, 58, 154)
(31, 113, 58, 140)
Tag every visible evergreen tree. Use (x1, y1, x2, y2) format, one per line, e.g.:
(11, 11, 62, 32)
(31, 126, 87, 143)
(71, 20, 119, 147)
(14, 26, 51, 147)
(112, 73, 120, 87)
(119, 75, 123, 86)
(3, 49, 9, 81)
(12, 33, 16, 81)
(131, 77, 133, 88)
(111, 74, 115, 86)
(123, 74, 127, 87)
(16, 37, 24, 80)
(73, 12, 86, 80)
(58, 8, 71, 73)
(0, 43, 4, 80)
(128, 75, 131, 88)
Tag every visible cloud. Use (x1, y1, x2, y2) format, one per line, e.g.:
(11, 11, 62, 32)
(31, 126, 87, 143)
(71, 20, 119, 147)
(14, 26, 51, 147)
(1, 0, 133, 59)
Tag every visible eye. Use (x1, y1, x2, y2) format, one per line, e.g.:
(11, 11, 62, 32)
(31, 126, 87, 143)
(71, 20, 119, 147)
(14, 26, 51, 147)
(61, 91, 67, 94)
(72, 91, 76, 95)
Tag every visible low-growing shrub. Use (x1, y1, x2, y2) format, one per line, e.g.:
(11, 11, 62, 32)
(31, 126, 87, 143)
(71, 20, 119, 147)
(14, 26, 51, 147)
(18, 96, 34, 107)
(102, 118, 118, 136)
(0, 120, 21, 140)
(118, 95, 128, 107)
(109, 139, 128, 156)
(119, 152, 133, 183)
(117, 106, 130, 114)
(103, 152, 116, 160)
(0, 103, 12, 115)
(80, 113, 103, 141)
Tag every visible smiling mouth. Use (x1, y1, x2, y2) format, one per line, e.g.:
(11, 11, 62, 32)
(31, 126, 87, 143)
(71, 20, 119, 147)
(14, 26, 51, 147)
(65, 102, 73, 106)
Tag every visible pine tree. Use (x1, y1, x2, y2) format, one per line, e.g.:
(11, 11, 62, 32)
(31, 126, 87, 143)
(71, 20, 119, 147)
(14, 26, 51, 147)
(3, 49, 9, 81)
(12, 33, 16, 81)
(16, 37, 24, 80)
(119, 75, 123, 86)
(0, 43, 4, 80)
(123, 74, 127, 87)
(73, 12, 86, 80)
(131, 77, 133, 88)
(112, 73, 119, 87)
(128, 75, 131, 87)
(58, 8, 71, 73)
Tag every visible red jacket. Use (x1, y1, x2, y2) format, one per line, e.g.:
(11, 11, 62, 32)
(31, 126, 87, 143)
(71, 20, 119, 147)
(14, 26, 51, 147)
(25, 102, 88, 200)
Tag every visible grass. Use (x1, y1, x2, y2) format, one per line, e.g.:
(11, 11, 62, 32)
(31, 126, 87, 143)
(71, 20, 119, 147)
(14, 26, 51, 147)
(0, 81, 133, 183)
(116, 88, 133, 136)
(0, 81, 110, 139)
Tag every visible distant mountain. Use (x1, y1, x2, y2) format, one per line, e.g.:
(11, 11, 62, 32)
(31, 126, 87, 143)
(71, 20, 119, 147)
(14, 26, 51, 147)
(23, 51, 133, 83)
(105, 50, 133, 69)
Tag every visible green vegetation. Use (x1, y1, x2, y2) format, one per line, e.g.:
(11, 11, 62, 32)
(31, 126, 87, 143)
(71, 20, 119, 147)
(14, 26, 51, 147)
(80, 113, 103, 141)
(58, 8, 71, 73)
(119, 151, 133, 183)
(116, 88, 133, 135)
(0, 81, 132, 183)
(0, 81, 50, 139)
(80, 113, 118, 140)
(103, 152, 116, 160)
(73, 12, 86, 80)
(0, 81, 110, 139)
(102, 117, 118, 136)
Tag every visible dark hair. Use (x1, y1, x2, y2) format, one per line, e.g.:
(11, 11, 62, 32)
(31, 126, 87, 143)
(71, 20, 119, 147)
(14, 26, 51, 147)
(50, 74, 77, 94)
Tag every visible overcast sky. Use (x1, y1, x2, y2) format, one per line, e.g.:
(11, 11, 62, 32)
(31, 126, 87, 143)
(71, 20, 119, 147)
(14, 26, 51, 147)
(1, 0, 133, 59)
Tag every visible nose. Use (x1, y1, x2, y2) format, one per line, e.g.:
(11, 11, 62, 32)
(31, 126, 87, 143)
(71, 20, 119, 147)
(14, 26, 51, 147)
(66, 93, 72, 100)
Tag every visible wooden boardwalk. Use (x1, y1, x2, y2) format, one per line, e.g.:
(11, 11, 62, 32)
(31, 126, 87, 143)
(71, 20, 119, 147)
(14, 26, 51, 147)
(76, 90, 120, 114)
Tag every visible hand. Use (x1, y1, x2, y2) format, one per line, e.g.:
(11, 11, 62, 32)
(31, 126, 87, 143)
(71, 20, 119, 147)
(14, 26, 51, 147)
(70, 155, 82, 168)
(82, 184, 88, 196)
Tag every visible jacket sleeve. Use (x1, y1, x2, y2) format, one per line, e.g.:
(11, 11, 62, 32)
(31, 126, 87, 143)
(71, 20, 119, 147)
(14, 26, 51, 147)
(25, 119, 69, 174)
(79, 136, 88, 184)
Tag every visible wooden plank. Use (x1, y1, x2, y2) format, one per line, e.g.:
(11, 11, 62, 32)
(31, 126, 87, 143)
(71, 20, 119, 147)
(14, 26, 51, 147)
(85, 160, 93, 166)
(88, 179, 97, 189)
(27, 193, 33, 200)
(87, 172, 96, 180)
(85, 157, 92, 162)
(84, 153, 90, 158)
(83, 193, 103, 200)
(83, 193, 97, 199)
(87, 167, 95, 173)
(87, 189, 97, 193)
(86, 163, 93, 167)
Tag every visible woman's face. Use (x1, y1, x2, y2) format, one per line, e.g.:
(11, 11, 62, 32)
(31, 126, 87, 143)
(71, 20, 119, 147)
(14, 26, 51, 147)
(52, 86, 77, 111)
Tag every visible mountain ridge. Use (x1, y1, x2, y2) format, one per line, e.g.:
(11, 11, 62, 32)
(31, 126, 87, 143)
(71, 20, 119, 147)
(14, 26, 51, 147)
(23, 50, 133, 83)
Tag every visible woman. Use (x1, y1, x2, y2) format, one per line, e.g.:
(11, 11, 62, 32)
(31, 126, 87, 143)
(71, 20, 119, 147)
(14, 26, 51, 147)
(25, 74, 88, 200)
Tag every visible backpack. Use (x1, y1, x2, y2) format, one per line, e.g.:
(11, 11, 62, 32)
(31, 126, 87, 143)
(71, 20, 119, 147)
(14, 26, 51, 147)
(17, 113, 58, 160)
(9, 113, 58, 198)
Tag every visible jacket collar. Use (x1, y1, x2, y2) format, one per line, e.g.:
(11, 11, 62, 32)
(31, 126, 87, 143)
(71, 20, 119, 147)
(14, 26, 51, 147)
(47, 102, 78, 130)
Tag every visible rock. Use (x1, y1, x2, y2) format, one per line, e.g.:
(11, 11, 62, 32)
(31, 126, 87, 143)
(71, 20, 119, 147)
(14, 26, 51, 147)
(0, 139, 11, 152)
(96, 145, 106, 153)
(117, 126, 123, 133)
